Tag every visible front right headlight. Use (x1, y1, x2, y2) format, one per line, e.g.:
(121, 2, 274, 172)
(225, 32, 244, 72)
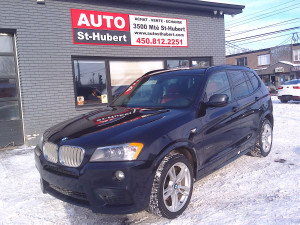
(90, 143, 144, 162)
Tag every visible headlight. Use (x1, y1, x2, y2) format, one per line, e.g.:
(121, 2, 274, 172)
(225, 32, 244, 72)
(38, 134, 44, 149)
(90, 143, 143, 162)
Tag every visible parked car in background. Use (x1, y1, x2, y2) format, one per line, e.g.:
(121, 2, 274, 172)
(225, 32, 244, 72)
(264, 82, 277, 94)
(277, 79, 300, 103)
(35, 66, 273, 219)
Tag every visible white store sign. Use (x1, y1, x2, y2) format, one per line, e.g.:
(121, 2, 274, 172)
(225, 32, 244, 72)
(129, 15, 188, 47)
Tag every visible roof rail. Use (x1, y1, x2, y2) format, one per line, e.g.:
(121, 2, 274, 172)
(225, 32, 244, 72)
(143, 67, 190, 76)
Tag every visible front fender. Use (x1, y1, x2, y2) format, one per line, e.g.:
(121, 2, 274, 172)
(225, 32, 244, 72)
(151, 140, 198, 178)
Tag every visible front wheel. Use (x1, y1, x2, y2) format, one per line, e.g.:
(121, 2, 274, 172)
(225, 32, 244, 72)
(249, 118, 273, 157)
(148, 153, 194, 219)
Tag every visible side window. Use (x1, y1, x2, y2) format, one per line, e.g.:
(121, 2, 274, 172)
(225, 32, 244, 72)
(233, 82, 250, 99)
(246, 72, 259, 91)
(228, 70, 246, 85)
(205, 71, 232, 101)
(228, 70, 250, 100)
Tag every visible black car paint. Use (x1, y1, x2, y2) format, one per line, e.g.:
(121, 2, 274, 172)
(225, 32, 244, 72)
(35, 65, 273, 214)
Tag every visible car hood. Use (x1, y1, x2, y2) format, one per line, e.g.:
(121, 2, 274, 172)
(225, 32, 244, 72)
(44, 106, 180, 148)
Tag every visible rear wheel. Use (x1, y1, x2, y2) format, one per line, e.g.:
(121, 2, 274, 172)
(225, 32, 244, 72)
(249, 118, 273, 157)
(148, 153, 194, 219)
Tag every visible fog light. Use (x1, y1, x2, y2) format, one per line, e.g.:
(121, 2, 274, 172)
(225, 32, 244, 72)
(114, 170, 125, 181)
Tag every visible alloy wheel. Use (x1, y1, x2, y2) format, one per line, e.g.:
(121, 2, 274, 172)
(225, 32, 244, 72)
(261, 123, 272, 153)
(163, 162, 191, 212)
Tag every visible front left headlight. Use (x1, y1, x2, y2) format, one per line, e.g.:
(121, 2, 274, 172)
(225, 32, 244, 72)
(90, 143, 144, 162)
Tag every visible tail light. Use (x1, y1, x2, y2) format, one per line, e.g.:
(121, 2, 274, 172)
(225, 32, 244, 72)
(278, 86, 283, 89)
(293, 86, 300, 89)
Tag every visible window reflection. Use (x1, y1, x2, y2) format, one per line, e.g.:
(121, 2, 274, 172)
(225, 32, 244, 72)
(110, 60, 164, 98)
(0, 56, 16, 76)
(167, 60, 189, 69)
(0, 79, 17, 98)
(0, 34, 14, 53)
(73, 60, 107, 106)
(0, 101, 20, 121)
(191, 59, 210, 68)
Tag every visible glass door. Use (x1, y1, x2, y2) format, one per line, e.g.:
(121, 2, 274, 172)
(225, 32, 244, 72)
(0, 33, 23, 148)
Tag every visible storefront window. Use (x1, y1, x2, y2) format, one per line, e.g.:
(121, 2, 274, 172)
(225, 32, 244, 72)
(0, 34, 14, 53)
(191, 59, 210, 68)
(262, 75, 270, 83)
(109, 60, 164, 98)
(72, 57, 211, 105)
(167, 60, 189, 69)
(0, 56, 16, 76)
(73, 60, 108, 106)
(0, 79, 17, 98)
(0, 101, 20, 121)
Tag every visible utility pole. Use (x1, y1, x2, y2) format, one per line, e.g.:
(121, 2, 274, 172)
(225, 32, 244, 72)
(291, 32, 299, 44)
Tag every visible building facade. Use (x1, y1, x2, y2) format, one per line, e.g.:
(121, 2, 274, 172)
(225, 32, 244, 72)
(226, 43, 300, 87)
(0, 0, 243, 147)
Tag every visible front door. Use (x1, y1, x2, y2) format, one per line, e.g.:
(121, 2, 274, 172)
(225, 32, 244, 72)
(195, 71, 241, 171)
(0, 33, 23, 148)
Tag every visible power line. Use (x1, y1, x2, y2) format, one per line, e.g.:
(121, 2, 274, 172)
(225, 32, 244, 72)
(276, 36, 292, 46)
(227, 26, 300, 43)
(226, 0, 297, 25)
(226, 5, 300, 29)
(226, 42, 250, 51)
(226, 1, 298, 27)
(226, 18, 299, 37)
(231, 32, 298, 45)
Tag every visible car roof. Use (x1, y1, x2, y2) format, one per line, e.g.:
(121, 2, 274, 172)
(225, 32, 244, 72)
(144, 65, 253, 77)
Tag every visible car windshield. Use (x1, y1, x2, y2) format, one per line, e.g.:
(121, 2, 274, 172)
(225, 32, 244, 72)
(283, 79, 300, 85)
(111, 72, 204, 108)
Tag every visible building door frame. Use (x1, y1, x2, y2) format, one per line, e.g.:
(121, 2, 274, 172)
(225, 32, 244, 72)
(0, 31, 24, 148)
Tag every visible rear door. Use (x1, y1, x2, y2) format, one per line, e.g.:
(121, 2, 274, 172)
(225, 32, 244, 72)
(227, 70, 261, 152)
(195, 71, 241, 170)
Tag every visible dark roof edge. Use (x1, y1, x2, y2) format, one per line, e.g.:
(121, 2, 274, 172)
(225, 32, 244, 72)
(116, 0, 244, 15)
(226, 47, 270, 57)
(226, 43, 300, 58)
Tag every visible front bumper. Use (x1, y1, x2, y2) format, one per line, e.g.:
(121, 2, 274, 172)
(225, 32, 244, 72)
(34, 146, 155, 214)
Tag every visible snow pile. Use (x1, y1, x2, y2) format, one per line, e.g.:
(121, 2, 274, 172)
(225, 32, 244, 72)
(0, 99, 299, 224)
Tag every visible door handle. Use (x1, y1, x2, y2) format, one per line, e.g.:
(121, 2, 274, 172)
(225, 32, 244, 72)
(232, 107, 239, 112)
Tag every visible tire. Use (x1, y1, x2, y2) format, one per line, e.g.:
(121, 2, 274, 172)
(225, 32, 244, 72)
(280, 99, 288, 103)
(249, 118, 273, 157)
(147, 153, 194, 219)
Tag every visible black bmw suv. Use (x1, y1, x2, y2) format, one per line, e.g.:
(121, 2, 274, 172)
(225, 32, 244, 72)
(35, 65, 273, 219)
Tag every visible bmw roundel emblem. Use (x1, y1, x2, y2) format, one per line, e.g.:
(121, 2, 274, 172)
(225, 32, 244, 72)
(61, 137, 68, 141)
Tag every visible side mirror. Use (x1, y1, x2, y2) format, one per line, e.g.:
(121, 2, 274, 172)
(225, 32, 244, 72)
(206, 94, 229, 107)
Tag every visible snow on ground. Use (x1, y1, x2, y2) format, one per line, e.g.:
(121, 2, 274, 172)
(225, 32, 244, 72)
(0, 98, 300, 225)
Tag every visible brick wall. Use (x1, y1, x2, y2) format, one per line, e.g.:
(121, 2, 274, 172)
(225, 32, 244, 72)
(226, 50, 270, 69)
(0, 0, 226, 145)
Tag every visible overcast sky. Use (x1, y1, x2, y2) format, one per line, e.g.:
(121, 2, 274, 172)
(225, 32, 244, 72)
(205, 0, 300, 54)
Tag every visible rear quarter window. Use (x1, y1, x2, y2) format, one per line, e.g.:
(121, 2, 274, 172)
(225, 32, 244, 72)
(233, 81, 250, 99)
(228, 70, 251, 100)
(246, 72, 259, 91)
